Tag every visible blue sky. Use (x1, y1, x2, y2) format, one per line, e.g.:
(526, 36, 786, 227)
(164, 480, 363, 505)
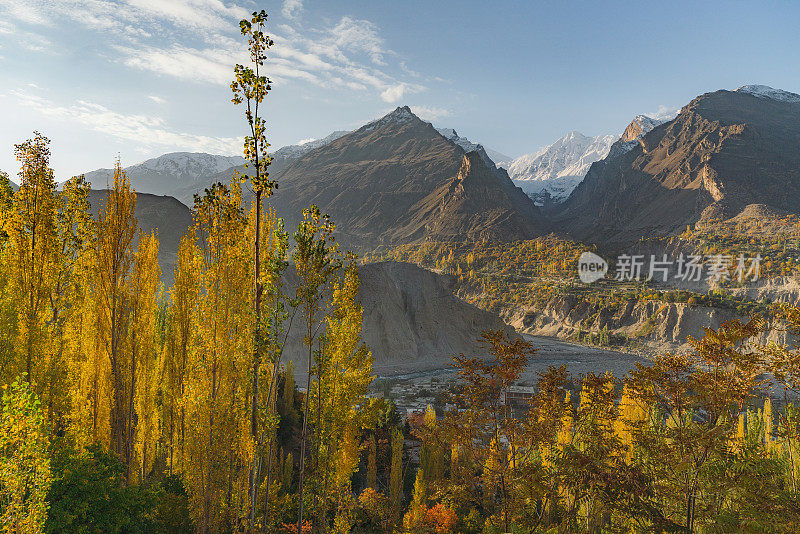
(1, 0, 799, 180)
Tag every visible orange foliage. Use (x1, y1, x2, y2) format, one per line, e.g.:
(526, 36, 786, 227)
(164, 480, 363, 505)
(424, 503, 458, 533)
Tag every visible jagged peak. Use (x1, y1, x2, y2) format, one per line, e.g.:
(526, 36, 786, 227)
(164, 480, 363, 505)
(736, 84, 800, 103)
(563, 130, 589, 141)
(381, 105, 416, 124)
(621, 114, 665, 143)
(362, 105, 420, 132)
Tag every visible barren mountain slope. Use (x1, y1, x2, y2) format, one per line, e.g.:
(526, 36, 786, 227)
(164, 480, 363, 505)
(557, 87, 800, 246)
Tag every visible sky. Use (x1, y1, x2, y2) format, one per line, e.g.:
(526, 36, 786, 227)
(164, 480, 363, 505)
(1, 0, 800, 180)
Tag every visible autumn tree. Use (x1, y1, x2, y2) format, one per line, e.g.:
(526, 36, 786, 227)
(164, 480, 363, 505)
(230, 10, 276, 526)
(183, 182, 252, 533)
(163, 230, 200, 473)
(46, 175, 92, 427)
(310, 258, 378, 527)
(5, 133, 58, 396)
(0, 375, 51, 533)
(292, 204, 339, 532)
(389, 427, 404, 523)
(441, 331, 532, 532)
(628, 318, 767, 531)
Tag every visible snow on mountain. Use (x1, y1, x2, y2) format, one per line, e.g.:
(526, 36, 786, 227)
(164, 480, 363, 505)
(83, 152, 246, 196)
(436, 127, 480, 153)
(435, 127, 511, 167)
(502, 131, 616, 205)
(736, 84, 800, 103)
(273, 130, 350, 159)
(363, 106, 416, 132)
(626, 115, 663, 138)
(128, 152, 245, 180)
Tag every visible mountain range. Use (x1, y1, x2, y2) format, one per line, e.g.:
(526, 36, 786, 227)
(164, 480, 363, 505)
(83, 152, 245, 199)
(77, 84, 800, 253)
(556, 85, 800, 246)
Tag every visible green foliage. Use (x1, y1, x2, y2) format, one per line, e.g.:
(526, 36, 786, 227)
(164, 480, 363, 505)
(46, 444, 156, 534)
(46, 443, 193, 534)
(0, 375, 51, 534)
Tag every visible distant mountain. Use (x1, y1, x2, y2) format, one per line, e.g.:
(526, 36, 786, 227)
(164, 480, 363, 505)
(82, 133, 355, 207)
(85, 190, 192, 286)
(501, 131, 616, 206)
(435, 127, 511, 166)
(263, 106, 548, 249)
(737, 84, 800, 103)
(272, 131, 350, 160)
(83, 152, 245, 199)
(556, 85, 800, 246)
(269, 130, 350, 174)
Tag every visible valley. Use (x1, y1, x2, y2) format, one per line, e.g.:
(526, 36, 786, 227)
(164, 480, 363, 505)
(7, 2, 800, 531)
(76, 85, 800, 374)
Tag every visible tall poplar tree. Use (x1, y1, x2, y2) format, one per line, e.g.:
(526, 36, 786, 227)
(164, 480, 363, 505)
(93, 161, 137, 472)
(230, 10, 276, 527)
(8, 133, 58, 392)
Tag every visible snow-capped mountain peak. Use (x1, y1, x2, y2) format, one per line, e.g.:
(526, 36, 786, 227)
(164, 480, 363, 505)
(736, 85, 800, 103)
(128, 152, 245, 180)
(362, 106, 417, 132)
(502, 132, 616, 205)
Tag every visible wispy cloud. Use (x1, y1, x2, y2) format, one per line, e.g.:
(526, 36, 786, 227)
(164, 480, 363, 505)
(11, 89, 242, 154)
(324, 17, 387, 66)
(116, 16, 424, 102)
(120, 42, 322, 86)
(282, 0, 303, 20)
(147, 95, 166, 104)
(0, 0, 247, 33)
(2, 0, 424, 103)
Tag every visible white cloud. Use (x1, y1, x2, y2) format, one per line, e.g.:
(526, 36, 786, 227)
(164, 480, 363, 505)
(0, 0, 50, 25)
(147, 95, 166, 104)
(2, 0, 426, 105)
(296, 137, 315, 145)
(19, 33, 52, 52)
(381, 83, 407, 103)
(121, 43, 322, 86)
(324, 16, 387, 66)
(0, 0, 247, 33)
(410, 106, 451, 121)
(125, 0, 247, 31)
(11, 90, 242, 154)
(282, 0, 303, 20)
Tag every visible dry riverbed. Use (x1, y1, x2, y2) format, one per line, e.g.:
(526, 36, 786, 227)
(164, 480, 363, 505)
(372, 335, 644, 418)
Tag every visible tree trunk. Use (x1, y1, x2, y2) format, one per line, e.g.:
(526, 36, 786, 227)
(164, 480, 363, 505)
(249, 189, 262, 530)
(297, 317, 314, 534)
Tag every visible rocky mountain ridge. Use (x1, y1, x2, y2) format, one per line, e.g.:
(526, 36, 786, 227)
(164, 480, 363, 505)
(555, 86, 800, 246)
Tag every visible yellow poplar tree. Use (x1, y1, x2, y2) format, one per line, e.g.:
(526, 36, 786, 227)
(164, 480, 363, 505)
(312, 259, 377, 525)
(6, 133, 58, 394)
(184, 182, 252, 533)
(92, 161, 138, 470)
(164, 229, 200, 473)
